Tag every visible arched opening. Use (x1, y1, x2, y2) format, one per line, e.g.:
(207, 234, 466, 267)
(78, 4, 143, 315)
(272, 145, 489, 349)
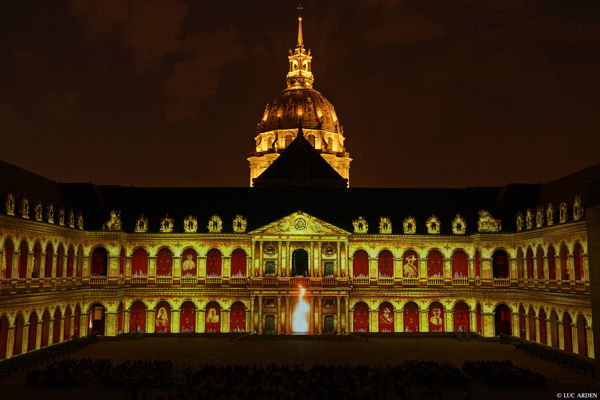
(181, 248, 197, 277)
(526, 248, 534, 279)
(454, 302, 470, 332)
(402, 250, 418, 278)
(129, 301, 146, 333)
(88, 303, 105, 336)
(517, 248, 524, 280)
(324, 315, 335, 334)
(91, 247, 108, 276)
(536, 246, 545, 280)
(231, 249, 247, 278)
(577, 314, 588, 357)
(377, 250, 393, 278)
(0, 316, 8, 359)
(205, 302, 221, 333)
(73, 305, 81, 339)
(41, 310, 50, 347)
(428, 302, 444, 332)
(292, 249, 309, 277)
(378, 302, 394, 332)
(76, 246, 84, 278)
(32, 242, 42, 278)
(560, 244, 569, 280)
(353, 302, 369, 332)
(494, 304, 512, 336)
(132, 248, 148, 277)
(52, 307, 62, 344)
(230, 302, 246, 333)
(18, 240, 28, 279)
(155, 301, 171, 333)
(264, 315, 275, 335)
(474, 250, 481, 279)
(563, 312, 573, 352)
(13, 314, 24, 355)
(28, 311, 38, 352)
(452, 250, 468, 279)
(67, 245, 75, 277)
(64, 306, 72, 341)
(206, 249, 222, 277)
(117, 303, 123, 334)
(3, 239, 14, 279)
(427, 250, 443, 279)
(156, 248, 173, 277)
(550, 310, 559, 348)
(353, 250, 369, 278)
(548, 246, 556, 280)
(518, 305, 526, 339)
(574, 243, 584, 281)
(528, 306, 536, 342)
(56, 244, 65, 278)
(404, 302, 419, 332)
(180, 301, 196, 333)
(492, 250, 509, 279)
(476, 303, 482, 335)
(539, 308, 547, 345)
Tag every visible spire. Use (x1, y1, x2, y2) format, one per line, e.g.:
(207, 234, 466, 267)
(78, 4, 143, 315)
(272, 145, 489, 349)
(286, 3, 314, 89)
(297, 3, 304, 49)
(297, 118, 304, 137)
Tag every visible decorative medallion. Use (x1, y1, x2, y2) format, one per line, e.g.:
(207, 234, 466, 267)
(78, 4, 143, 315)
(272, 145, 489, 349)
(135, 214, 148, 233)
(477, 210, 501, 232)
(265, 245, 276, 255)
(403, 216, 416, 234)
(184, 215, 198, 233)
(379, 217, 392, 234)
(425, 215, 440, 234)
(208, 215, 222, 233)
(160, 215, 174, 233)
(5, 193, 15, 216)
(525, 208, 533, 230)
(324, 245, 334, 256)
(233, 215, 247, 233)
(516, 212, 523, 232)
(68, 209, 75, 228)
(77, 212, 84, 230)
(452, 214, 466, 234)
(294, 218, 307, 230)
(20, 197, 29, 219)
(559, 202, 568, 223)
(102, 210, 122, 231)
(535, 207, 544, 228)
(34, 202, 43, 221)
(546, 203, 554, 226)
(46, 204, 54, 224)
(573, 195, 584, 221)
(58, 208, 65, 226)
(352, 216, 368, 234)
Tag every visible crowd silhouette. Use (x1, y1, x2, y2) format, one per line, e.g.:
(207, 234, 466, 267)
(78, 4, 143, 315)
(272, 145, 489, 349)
(462, 360, 546, 388)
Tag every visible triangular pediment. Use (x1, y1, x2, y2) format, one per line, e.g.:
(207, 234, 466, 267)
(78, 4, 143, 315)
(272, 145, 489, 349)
(250, 211, 350, 235)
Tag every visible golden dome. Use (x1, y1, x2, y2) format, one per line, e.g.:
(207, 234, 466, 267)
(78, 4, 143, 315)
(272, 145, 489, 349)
(257, 88, 342, 134)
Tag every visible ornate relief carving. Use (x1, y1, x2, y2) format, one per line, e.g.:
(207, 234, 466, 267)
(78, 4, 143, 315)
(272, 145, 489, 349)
(77, 212, 84, 230)
(559, 202, 568, 223)
(573, 195, 584, 221)
(452, 214, 466, 234)
(535, 207, 544, 228)
(477, 210, 501, 232)
(58, 208, 65, 226)
(34, 202, 43, 221)
(68, 209, 75, 228)
(184, 215, 198, 233)
(425, 215, 440, 234)
(47, 204, 55, 224)
(253, 211, 347, 235)
(403, 216, 416, 234)
(379, 217, 392, 234)
(160, 215, 174, 233)
(135, 214, 148, 233)
(546, 203, 554, 226)
(208, 215, 222, 233)
(525, 208, 533, 230)
(352, 216, 368, 233)
(102, 210, 122, 231)
(233, 215, 247, 233)
(20, 197, 29, 219)
(516, 212, 523, 232)
(5, 193, 15, 216)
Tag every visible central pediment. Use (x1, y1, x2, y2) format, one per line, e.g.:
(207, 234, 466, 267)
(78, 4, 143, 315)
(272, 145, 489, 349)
(250, 211, 350, 236)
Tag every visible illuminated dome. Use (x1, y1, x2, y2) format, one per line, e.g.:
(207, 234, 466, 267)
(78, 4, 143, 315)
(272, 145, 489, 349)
(257, 88, 342, 134)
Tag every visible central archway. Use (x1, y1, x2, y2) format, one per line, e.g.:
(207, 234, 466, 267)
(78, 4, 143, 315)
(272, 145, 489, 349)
(292, 249, 309, 277)
(494, 304, 512, 336)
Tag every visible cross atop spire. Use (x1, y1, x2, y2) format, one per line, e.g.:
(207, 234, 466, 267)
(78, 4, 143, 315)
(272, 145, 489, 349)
(297, 2, 304, 49)
(286, 2, 314, 89)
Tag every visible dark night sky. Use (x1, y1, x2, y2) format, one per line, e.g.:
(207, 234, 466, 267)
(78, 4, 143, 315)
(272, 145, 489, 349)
(1, 0, 599, 188)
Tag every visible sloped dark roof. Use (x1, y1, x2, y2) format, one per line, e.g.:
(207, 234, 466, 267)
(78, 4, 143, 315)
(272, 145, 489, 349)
(252, 123, 347, 188)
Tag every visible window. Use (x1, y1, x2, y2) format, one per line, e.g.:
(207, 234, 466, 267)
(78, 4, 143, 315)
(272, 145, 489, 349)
(324, 262, 334, 277)
(265, 261, 275, 276)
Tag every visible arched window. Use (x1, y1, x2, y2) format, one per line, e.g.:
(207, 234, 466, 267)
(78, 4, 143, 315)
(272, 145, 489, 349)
(528, 306, 536, 342)
(64, 306, 71, 341)
(89, 303, 105, 336)
(577, 314, 588, 357)
(454, 302, 469, 332)
(452, 250, 468, 279)
(402, 250, 418, 278)
(13, 314, 24, 355)
(206, 249, 222, 277)
(155, 301, 171, 333)
(353, 250, 369, 278)
(132, 248, 148, 277)
(547, 246, 556, 280)
(563, 312, 573, 352)
(403, 302, 419, 332)
(56, 244, 65, 278)
(492, 250, 509, 279)
(156, 248, 173, 277)
(560, 244, 569, 280)
(427, 250, 443, 279)
(67, 246, 75, 277)
(519, 305, 526, 339)
(18, 240, 28, 279)
(0, 316, 8, 359)
(539, 308, 547, 345)
(52, 307, 62, 344)
(205, 302, 221, 333)
(574, 243, 584, 281)
(3, 239, 14, 279)
(353, 302, 369, 332)
(495, 304, 511, 336)
(32, 242, 42, 278)
(181, 248, 197, 277)
(28, 312, 38, 352)
(291, 249, 308, 277)
(536, 246, 545, 280)
(378, 250, 393, 278)
(180, 301, 196, 333)
(428, 302, 444, 332)
(378, 302, 394, 332)
(231, 302, 246, 333)
(231, 249, 247, 277)
(517, 248, 524, 280)
(41, 310, 50, 347)
(526, 247, 534, 279)
(129, 301, 146, 333)
(91, 247, 108, 276)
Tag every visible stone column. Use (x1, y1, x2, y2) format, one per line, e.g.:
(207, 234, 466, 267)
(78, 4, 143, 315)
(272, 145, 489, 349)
(198, 256, 207, 278)
(285, 296, 291, 334)
(568, 255, 575, 285)
(371, 307, 378, 333)
(420, 310, 429, 333)
(146, 309, 155, 333)
(171, 310, 180, 333)
(36, 323, 42, 349)
(222, 309, 229, 333)
(349, 308, 354, 333)
(446, 310, 454, 332)
(418, 257, 426, 285)
(123, 311, 130, 334)
(22, 324, 29, 354)
(482, 312, 494, 337)
(395, 309, 403, 333)
(535, 317, 541, 343)
(249, 296, 255, 333)
(48, 320, 54, 344)
(336, 297, 341, 334)
(468, 257, 475, 283)
(336, 242, 341, 277)
(6, 325, 14, 358)
(469, 308, 476, 333)
(59, 317, 65, 342)
(277, 297, 282, 334)
(223, 256, 231, 279)
(105, 312, 117, 337)
(587, 327, 595, 358)
(316, 297, 322, 334)
(258, 241, 263, 276)
(81, 313, 89, 337)
(558, 321, 565, 350)
(546, 319, 552, 346)
(511, 313, 519, 337)
(443, 259, 451, 283)
(572, 324, 579, 354)
(197, 309, 205, 333)
(258, 296, 263, 334)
